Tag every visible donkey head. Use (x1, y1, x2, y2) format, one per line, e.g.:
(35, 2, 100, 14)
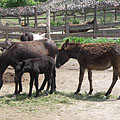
(15, 60, 32, 72)
(20, 32, 33, 41)
(56, 39, 70, 68)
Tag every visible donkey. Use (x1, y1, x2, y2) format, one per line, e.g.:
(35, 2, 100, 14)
(20, 32, 46, 41)
(56, 39, 120, 96)
(0, 40, 58, 95)
(15, 57, 56, 97)
(68, 19, 94, 33)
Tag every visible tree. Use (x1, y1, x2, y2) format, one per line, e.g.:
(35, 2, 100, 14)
(0, 0, 39, 8)
(0, 0, 7, 8)
(34, 0, 47, 2)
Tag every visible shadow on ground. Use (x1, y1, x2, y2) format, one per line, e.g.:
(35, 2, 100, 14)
(55, 91, 117, 102)
(0, 91, 118, 109)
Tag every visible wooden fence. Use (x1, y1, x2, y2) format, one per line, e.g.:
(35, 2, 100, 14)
(0, 5, 120, 49)
(0, 21, 120, 40)
(1, 6, 120, 27)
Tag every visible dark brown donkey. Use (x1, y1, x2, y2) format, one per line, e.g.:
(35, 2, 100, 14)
(56, 39, 120, 96)
(0, 39, 58, 95)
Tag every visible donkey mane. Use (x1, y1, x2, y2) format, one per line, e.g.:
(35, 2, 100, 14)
(79, 43, 119, 57)
(61, 42, 118, 56)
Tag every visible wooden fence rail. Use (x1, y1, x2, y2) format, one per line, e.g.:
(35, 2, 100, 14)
(0, 25, 120, 41)
(0, 21, 120, 40)
(51, 33, 120, 40)
(0, 21, 120, 33)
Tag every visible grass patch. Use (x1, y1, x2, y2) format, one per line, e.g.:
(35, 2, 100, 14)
(57, 37, 120, 48)
(0, 91, 116, 113)
(0, 92, 73, 112)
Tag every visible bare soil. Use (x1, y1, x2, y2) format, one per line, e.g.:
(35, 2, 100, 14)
(0, 59, 120, 120)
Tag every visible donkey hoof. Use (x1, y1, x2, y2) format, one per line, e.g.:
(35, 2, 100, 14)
(74, 91, 79, 95)
(28, 94, 32, 97)
(117, 96, 120, 100)
(45, 91, 49, 96)
(35, 91, 39, 97)
(12, 94, 17, 98)
(49, 90, 53, 94)
(88, 91, 92, 95)
(17, 91, 21, 94)
(39, 89, 42, 93)
(35, 95, 39, 97)
(18, 89, 22, 93)
(105, 92, 109, 96)
(14, 91, 20, 96)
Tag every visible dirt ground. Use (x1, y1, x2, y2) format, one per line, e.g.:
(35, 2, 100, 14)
(0, 59, 120, 120)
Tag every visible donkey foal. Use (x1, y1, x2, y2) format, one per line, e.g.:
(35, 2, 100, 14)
(15, 56, 56, 97)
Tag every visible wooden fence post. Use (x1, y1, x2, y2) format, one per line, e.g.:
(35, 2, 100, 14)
(46, 6, 51, 39)
(5, 23, 9, 44)
(103, 10, 106, 23)
(18, 16, 21, 25)
(27, 16, 29, 27)
(34, 7, 37, 28)
(100, 9, 103, 23)
(93, 4, 98, 38)
(53, 12, 56, 22)
(24, 16, 27, 25)
(84, 10, 86, 22)
(73, 11, 76, 20)
(0, 16, 2, 26)
(65, 4, 69, 34)
(115, 8, 117, 21)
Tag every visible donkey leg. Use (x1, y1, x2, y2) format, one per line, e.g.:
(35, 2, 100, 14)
(105, 69, 118, 96)
(49, 67, 56, 94)
(14, 77, 19, 95)
(88, 69, 93, 94)
(39, 74, 47, 92)
(34, 74, 39, 97)
(18, 78, 22, 93)
(49, 75, 54, 94)
(49, 68, 55, 94)
(52, 68, 56, 92)
(45, 73, 51, 95)
(14, 71, 21, 95)
(18, 72, 23, 93)
(74, 66, 85, 94)
(28, 73, 34, 97)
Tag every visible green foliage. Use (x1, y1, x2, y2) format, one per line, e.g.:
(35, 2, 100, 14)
(0, 0, 38, 8)
(34, 0, 47, 2)
(63, 37, 120, 44)
(69, 19, 80, 24)
(0, 0, 7, 8)
(51, 21, 64, 26)
(57, 37, 120, 48)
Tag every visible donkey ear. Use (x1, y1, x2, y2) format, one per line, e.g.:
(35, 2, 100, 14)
(65, 39, 69, 45)
(22, 61, 25, 66)
(20, 61, 25, 70)
(62, 39, 69, 50)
